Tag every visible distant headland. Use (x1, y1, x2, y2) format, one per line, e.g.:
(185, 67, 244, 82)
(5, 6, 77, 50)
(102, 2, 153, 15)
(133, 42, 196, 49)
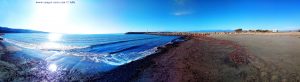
(0, 26, 47, 33)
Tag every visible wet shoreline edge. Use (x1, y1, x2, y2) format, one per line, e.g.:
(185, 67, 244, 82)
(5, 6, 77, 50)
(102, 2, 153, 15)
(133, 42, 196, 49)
(87, 35, 189, 82)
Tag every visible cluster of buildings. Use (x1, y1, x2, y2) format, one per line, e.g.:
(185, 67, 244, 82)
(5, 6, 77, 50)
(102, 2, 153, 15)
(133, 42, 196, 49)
(235, 29, 279, 33)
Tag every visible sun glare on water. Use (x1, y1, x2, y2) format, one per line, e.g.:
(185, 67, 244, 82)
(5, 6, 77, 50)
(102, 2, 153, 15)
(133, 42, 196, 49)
(40, 33, 63, 49)
(42, 42, 62, 49)
(48, 63, 58, 72)
(48, 33, 62, 41)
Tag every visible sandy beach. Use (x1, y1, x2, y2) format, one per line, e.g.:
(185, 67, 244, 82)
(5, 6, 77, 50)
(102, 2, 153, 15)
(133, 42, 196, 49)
(133, 32, 300, 82)
(211, 32, 300, 82)
(1, 32, 300, 82)
(134, 35, 256, 82)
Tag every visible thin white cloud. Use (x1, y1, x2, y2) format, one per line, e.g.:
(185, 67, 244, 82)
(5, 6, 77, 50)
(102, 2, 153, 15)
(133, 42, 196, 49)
(173, 11, 191, 16)
(175, 0, 187, 5)
(173, 0, 191, 16)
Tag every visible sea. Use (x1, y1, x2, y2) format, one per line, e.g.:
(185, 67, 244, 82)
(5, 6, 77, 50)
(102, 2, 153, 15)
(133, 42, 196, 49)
(2, 33, 179, 74)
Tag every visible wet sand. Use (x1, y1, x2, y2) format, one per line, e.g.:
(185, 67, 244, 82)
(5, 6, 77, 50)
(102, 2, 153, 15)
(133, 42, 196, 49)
(0, 41, 78, 82)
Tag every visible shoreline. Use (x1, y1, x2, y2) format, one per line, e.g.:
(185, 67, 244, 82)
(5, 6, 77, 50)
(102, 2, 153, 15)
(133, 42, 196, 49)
(86, 36, 189, 81)
(101, 32, 300, 82)
(0, 34, 188, 81)
(89, 33, 254, 82)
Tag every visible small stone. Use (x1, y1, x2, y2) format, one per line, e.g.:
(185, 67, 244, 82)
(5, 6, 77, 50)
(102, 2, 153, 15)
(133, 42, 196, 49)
(261, 72, 267, 77)
(282, 79, 287, 82)
(271, 75, 278, 81)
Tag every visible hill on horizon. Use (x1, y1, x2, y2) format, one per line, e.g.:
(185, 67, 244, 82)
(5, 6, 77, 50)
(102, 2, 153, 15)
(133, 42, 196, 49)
(0, 26, 46, 33)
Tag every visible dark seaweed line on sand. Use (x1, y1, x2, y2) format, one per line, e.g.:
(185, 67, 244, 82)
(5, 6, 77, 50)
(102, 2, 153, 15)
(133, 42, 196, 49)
(86, 36, 187, 82)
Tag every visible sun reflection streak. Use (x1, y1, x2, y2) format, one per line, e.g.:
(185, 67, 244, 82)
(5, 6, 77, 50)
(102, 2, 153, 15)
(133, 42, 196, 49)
(41, 33, 63, 49)
(41, 42, 62, 49)
(48, 63, 57, 72)
(48, 33, 62, 41)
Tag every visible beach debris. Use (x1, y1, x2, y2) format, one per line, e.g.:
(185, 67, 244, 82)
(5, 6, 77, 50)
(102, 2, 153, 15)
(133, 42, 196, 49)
(229, 45, 248, 64)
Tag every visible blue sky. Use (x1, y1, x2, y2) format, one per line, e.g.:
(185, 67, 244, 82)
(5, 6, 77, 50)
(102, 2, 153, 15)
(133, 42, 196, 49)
(0, 0, 300, 34)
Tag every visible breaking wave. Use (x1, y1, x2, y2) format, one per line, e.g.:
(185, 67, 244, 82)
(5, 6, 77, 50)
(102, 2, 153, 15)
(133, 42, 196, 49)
(2, 33, 179, 73)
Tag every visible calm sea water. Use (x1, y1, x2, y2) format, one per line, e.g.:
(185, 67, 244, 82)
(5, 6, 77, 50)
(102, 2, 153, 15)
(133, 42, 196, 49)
(2, 33, 179, 73)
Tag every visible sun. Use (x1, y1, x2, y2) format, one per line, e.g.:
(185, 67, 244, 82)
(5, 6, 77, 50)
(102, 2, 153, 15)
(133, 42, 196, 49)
(29, 0, 78, 34)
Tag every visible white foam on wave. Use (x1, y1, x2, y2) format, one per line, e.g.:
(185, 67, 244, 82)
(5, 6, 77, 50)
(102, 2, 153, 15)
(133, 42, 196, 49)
(4, 39, 89, 50)
(4, 38, 161, 66)
(43, 47, 158, 66)
(84, 47, 158, 65)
